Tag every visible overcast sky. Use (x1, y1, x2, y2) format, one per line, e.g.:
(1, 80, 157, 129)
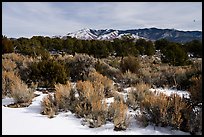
(2, 2, 202, 38)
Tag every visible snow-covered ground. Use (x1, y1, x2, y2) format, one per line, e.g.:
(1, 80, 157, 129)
(2, 90, 190, 135)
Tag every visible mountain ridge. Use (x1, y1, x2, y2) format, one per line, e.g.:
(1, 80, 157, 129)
(65, 27, 202, 43)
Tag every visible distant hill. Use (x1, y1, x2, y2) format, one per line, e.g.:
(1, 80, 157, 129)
(65, 28, 202, 43)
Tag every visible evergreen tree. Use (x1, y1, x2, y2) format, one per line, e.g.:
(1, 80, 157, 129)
(154, 39, 170, 50)
(2, 35, 14, 54)
(161, 43, 188, 66)
(184, 40, 202, 58)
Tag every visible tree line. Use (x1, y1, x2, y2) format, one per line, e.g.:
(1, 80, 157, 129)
(2, 35, 202, 66)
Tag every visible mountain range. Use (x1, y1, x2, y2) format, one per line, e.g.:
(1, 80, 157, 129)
(65, 28, 202, 43)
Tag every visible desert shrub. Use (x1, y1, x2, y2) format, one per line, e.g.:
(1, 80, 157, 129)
(84, 97, 107, 128)
(2, 70, 34, 103)
(189, 107, 202, 135)
(188, 75, 202, 106)
(2, 71, 16, 97)
(87, 71, 114, 97)
(68, 53, 96, 81)
(120, 55, 140, 74)
(111, 100, 129, 131)
(176, 62, 201, 90)
(2, 53, 26, 68)
(10, 80, 34, 104)
(140, 67, 152, 85)
(41, 94, 57, 118)
(107, 94, 123, 122)
(75, 80, 107, 128)
(2, 70, 34, 104)
(54, 81, 72, 111)
(108, 57, 121, 69)
(138, 93, 191, 131)
(121, 70, 141, 87)
(150, 66, 177, 88)
(2, 53, 39, 85)
(127, 83, 151, 111)
(174, 71, 188, 90)
(107, 100, 115, 122)
(2, 59, 17, 72)
(95, 59, 121, 81)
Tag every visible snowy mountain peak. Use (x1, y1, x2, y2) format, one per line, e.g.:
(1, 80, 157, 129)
(67, 29, 143, 41)
(66, 28, 202, 43)
(67, 28, 97, 40)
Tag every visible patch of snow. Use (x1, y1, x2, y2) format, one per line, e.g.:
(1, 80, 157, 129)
(2, 97, 14, 106)
(149, 88, 190, 98)
(123, 87, 134, 93)
(2, 91, 190, 135)
(105, 97, 114, 107)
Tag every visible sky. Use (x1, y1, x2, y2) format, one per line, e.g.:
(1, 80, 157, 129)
(2, 2, 202, 38)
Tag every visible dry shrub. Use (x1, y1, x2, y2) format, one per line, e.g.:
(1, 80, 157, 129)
(2, 53, 37, 85)
(121, 70, 140, 86)
(108, 57, 121, 69)
(139, 67, 153, 85)
(127, 89, 146, 111)
(2, 53, 25, 63)
(188, 75, 202, 105)
(189, 107, 202, 135)
(120, 55, 140, 74)
(3, 53, 32, 71)
(85, 97, 107, 128)
(2, 59, 17, 72)
(107, 94, 125, 122)
(110, 100, 129, 131)
(10, 75, 34, 104)
(68, 53, 96, 81)
(169, 94, 190, 129)
(54, 81, 72, 111)
(127, 82, 151, 110)
(139, 92, 191, 130)
(76, 80, 107, 128)
(41, 94, 57, 118)
(76, 80, 96, 103)
(2, 70, 34, 104)
(88, 71, 114, 97)
(2, 71, 16, 97)
(92, 81, 105, 99)
(95, 59, 121, 81)
(134, 82, 151, 93)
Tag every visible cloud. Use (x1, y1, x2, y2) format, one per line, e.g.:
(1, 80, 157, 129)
(2, 2, 85, 38)
(2, 2, 202, 38)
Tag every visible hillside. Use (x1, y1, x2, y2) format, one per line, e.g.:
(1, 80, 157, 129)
(65, 28, 202, 43)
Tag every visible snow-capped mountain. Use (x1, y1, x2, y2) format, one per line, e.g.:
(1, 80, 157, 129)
(66, 28, 146, 41)
(67, 28, 97, 40)
(65, 28, 202, 43)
